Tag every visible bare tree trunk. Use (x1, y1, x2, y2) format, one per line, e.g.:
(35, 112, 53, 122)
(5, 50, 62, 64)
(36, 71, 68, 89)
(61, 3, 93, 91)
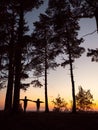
(44, 44, 49, 112)
(4, 24, 15, 112)
(13, 49, 21, 113)
(4, 50, 14, 112)
(68, 43, 76, 113)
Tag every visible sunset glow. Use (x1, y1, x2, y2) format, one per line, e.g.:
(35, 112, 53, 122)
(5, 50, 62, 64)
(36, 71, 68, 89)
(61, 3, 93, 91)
(0, 2, 98, 112)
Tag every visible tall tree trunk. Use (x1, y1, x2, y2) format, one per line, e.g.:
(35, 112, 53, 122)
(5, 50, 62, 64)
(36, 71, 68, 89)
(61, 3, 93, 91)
(13, 3, 23, 113)
(69, 56, 76, 113)
(44, 44, 49, 112)
(4, 24, 15, 112)
(13, 50, 21, 113)
(68, 43, 76, 113)
(66, 25, 76, 113)
(4, 48, 14, 112)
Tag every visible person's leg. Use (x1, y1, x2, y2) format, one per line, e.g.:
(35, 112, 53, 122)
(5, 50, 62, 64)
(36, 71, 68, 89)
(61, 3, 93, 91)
(37, 103, 40, 112)
(24, 102, 27, 112)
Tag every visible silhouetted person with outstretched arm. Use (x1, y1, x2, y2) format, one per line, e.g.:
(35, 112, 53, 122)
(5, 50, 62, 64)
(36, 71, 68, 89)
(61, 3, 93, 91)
(33, 98, 44, 112)
(20, 96, 33, 112)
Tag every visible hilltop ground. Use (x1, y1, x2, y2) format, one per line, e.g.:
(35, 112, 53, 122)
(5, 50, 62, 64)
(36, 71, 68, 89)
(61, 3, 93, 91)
(0, 111, 98, 130)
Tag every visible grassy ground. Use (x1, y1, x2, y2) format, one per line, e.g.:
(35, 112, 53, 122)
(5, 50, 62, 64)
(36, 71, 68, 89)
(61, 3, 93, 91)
(0, 111, 98, 130)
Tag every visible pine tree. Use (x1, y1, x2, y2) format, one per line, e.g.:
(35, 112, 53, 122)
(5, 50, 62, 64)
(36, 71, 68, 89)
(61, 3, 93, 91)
(76, 86, 94, 111)
(0, 0, 43, 113)
(0, 1, 17, 111)
(32, 13, 59, 112)
(12, 0, 44, 113)
(46, 0, 85, 113)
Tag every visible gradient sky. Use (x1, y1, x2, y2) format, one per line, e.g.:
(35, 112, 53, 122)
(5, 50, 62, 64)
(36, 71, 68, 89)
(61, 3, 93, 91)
(0, 1, 98, 111)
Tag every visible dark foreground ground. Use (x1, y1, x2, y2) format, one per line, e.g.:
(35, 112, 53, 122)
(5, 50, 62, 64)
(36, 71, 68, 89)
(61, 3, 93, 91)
(0, 111, 98, 130)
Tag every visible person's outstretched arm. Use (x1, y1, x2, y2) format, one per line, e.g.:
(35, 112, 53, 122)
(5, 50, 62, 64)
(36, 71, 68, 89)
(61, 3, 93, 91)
(40, 101, 44, 103)
(32, 100, 37, 103)
(19, 99, 24, 101)
(27, 99, 34, 102)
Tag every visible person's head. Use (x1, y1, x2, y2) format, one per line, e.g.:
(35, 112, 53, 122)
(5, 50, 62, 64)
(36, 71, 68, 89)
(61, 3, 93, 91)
(25, 96, 27, 99)
(37, 98, 40, 101)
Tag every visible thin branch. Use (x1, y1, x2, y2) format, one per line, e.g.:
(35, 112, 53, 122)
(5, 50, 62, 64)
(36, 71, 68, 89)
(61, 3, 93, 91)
(81, 29, 97, 38)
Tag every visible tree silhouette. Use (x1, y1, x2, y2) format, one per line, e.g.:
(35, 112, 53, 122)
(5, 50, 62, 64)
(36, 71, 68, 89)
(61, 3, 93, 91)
(32, 13, 59, 112)
(52, 94, 68, 112)
(46, 0, 85, 113)
(0, 0, 44, 113)
(0, 1, 17, 111)
(70, 0, 98, 31)
(12, 0, 43, 113)
(1, 0, 98, 113)
(70, 0, 96, 16)
(76, 86, 95, 111)
(87, 48, 98, 62)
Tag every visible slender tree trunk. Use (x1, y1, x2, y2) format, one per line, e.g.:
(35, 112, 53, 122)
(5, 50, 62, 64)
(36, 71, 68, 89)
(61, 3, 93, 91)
(68, 43, 76, 113)
(13, 3, 23, 113)
(44, 44, 49, 112)
(69, 57, 76, 113)
(66, 25, 76, 113)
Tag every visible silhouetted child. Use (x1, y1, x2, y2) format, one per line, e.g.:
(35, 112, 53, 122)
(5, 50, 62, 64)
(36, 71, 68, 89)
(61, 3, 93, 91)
(20, 96, 33, 112)
(33, 98, 44, 112)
